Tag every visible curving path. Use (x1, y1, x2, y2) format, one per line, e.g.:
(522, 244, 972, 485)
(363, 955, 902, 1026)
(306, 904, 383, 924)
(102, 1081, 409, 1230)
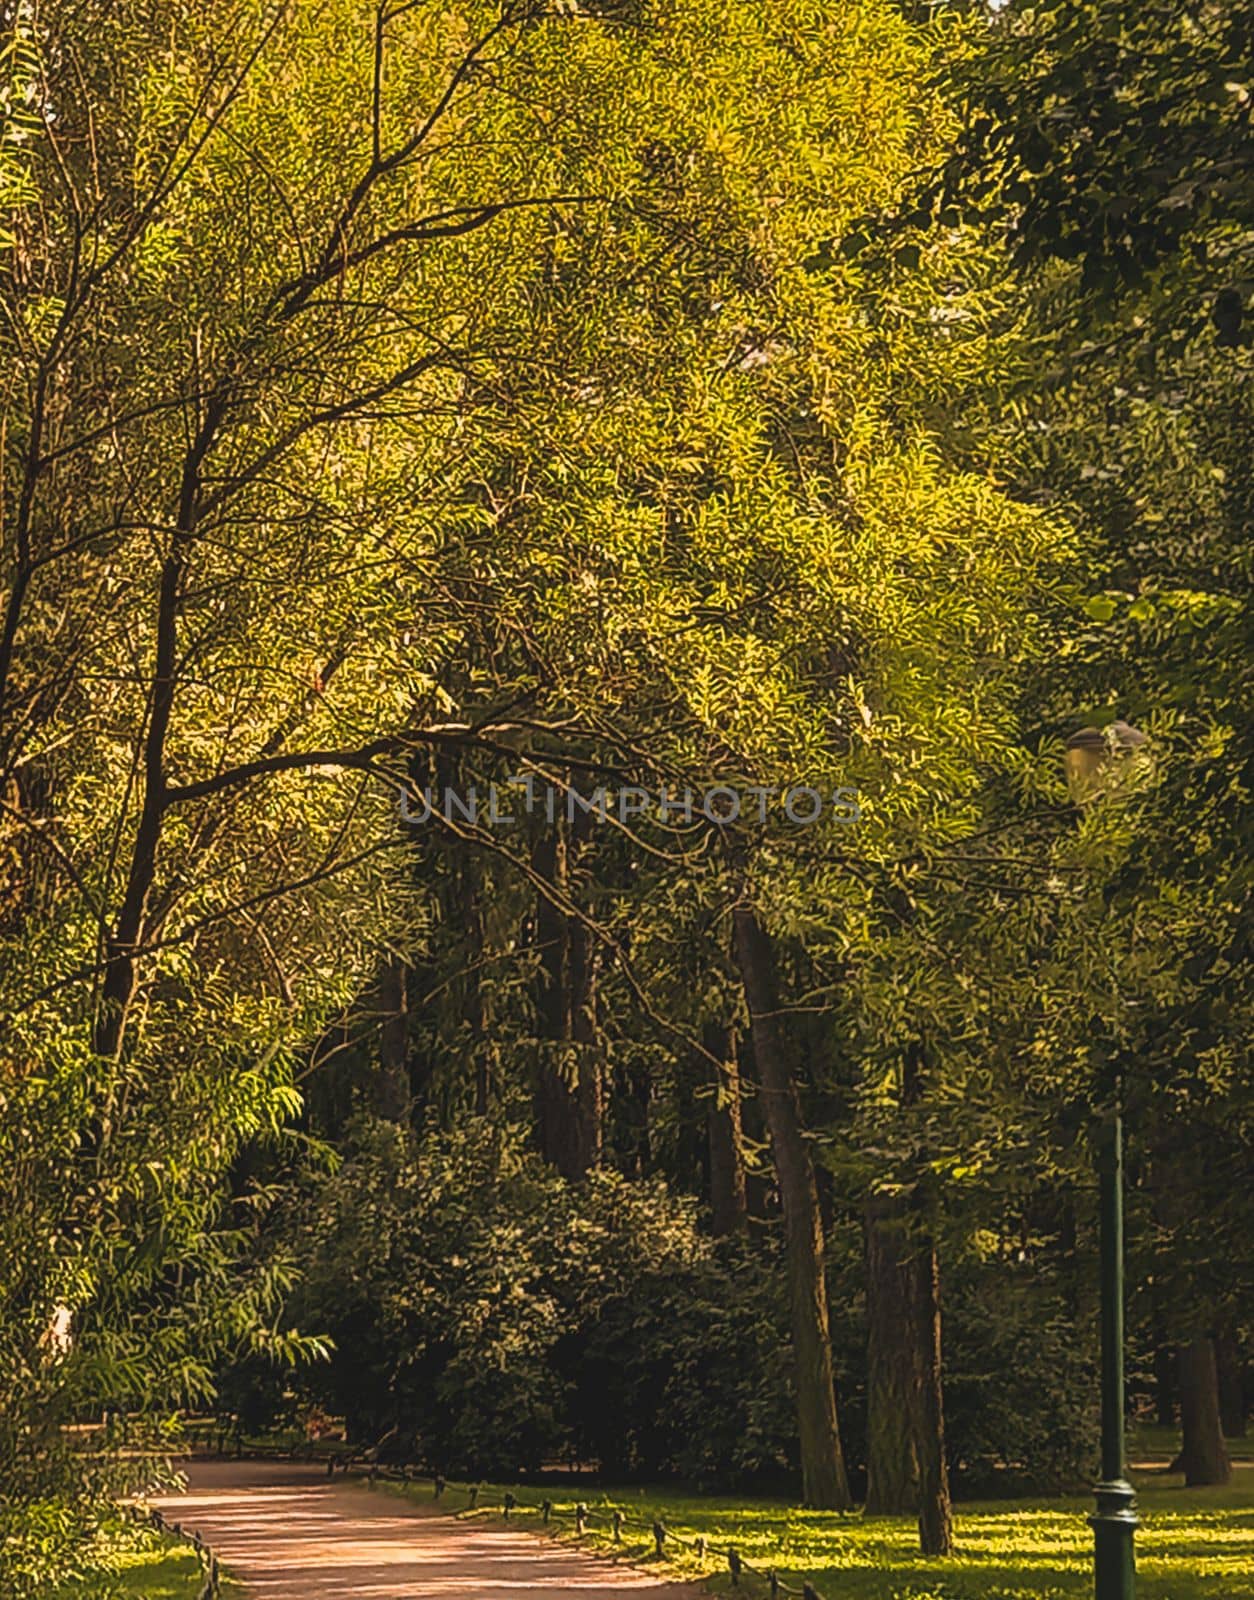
(155, 1461, 699, 1600)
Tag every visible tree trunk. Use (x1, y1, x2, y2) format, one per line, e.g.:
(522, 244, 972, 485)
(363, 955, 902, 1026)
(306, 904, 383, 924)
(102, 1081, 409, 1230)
(531, 818, 601, 1181)
(737, 1030, 772, 1222)
(863, 1191, 953, 1552)
(912, 1234, 953, 1555)
(704, 1021, 747, 1237)
(375, 957, 410, 1122)
(93, 401, 230, 1064)
(568, 903, 603, 1175)
(532, 828, 574, 1172)
(459, 859, 493, 1117)
(1178, 1337, 1231, 1485)
(733, 903, 851, 1510)
(1215, 1332, 1247, 1440)
(864, 1192, 919, 1514)
(900, 1043, 953, 1557)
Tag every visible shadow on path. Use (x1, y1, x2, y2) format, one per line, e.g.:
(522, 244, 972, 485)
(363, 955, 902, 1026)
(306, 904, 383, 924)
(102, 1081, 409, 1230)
(155, 1461, 699, 1600)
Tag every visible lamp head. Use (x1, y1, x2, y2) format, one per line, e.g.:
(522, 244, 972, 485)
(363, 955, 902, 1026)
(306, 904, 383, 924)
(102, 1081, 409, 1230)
(1064, 720, 1148, 801)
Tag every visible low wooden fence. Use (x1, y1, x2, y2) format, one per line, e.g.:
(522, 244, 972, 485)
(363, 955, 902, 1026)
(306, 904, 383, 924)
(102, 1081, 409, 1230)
(130, 1503, 222, 1600)
(329, 1457, 828, 1599)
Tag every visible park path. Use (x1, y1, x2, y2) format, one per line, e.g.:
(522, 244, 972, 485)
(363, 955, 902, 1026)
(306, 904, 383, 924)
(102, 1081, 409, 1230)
(154, 1461, 699, 1600)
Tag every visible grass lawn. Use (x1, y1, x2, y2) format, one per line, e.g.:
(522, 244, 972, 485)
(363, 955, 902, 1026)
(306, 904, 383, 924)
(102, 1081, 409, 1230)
(53, 1545, 201, 1599)
(52, 1536, 239, 1600)
(1130, 1420, 1254, 1463)
(380, 1460, 1254, 1600)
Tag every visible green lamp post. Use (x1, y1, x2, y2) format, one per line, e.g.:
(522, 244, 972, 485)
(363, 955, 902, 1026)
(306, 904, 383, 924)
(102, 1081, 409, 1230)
(1064, 720, 1148, 1600)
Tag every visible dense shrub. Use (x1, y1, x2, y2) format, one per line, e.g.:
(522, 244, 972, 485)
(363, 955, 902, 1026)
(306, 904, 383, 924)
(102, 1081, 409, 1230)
(281, 1116, 795, 1481)
(261, 1118, 1102, 1493)
(941, 1244, 1099, 1493)
(571, 1235, 797, 1487)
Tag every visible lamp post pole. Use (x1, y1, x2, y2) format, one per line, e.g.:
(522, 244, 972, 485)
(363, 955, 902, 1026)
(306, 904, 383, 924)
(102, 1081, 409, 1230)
(1064, 721, 1147, 1600)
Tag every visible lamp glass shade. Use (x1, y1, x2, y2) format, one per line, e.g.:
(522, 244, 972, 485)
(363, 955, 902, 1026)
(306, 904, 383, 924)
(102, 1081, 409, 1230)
(1064, 722, 1148, 802)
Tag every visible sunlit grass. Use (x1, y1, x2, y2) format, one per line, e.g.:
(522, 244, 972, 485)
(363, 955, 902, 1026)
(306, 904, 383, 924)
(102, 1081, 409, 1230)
(381, 1463, 1254, 1599)
(53, 1543, 200, 1599)
(53, 1535, 240, 1599)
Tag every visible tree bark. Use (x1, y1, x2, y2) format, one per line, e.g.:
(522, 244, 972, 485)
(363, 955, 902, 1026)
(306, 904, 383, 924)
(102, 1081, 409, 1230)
(704, 1021, 747, 1237)
(864, 1192, 918, 1514)
(733, 903, 851, 1509)
(737, 1030, 772, 1222)
(913, 1234, 953, 1555)
(93, 393, 232, 1065)
(458, 858, 494, 1117)
(863, 1191, 953, 1552)
(375, 957, 410, 1122)
(531, 816, 601, 1181)
(568, 901, 603, 1174)
(1178, 1337, 1232, 1485)
(532, 828, 572, 1169)
(901, 1041, 953, 1557)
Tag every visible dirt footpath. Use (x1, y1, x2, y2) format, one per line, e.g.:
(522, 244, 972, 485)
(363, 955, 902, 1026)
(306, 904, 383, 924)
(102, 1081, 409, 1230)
(154, 1461, 699, 1599)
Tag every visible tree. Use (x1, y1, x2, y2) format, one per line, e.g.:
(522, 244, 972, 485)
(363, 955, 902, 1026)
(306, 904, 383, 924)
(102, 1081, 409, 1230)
(0, 0, 646, 1569)
(6, 0, 1161, 1564)
(734, 903, 852, 1509)
(862, 1050, 952, 1552)
(1178, 1338, 1232, 1487)
(867, 0, 1253, 1494)
(338, 0, 1068, 1516)
(703, 1020, 749, 1239)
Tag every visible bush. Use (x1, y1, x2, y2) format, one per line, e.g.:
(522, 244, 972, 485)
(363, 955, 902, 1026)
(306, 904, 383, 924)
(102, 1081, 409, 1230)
(569, 1233, 796, 1487)
(272, 1117, 1100, 1494)
(282, 1116, 794, 1481)
(942, 1244, 1099, 1493)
